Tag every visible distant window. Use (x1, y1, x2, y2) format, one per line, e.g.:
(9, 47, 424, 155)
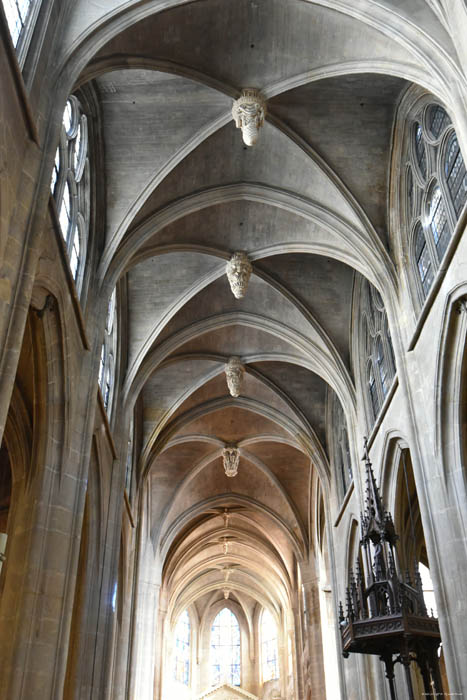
(51, 96, 90, 293)
(414, 223, 433, 296)
(210, 608, 241, 687)
(125, 415, 134, 497)
(99, 289, 117, 414)
(361, 281, 395, 427)
(405, 103, 466, 303)
(2, 0, 34, 47)
(414, 122, 427, 179)
(173, 610, 190, 686)
(331, 392, 352, 498)
(445, 133, 467, 217)
(419, 563, 437, 618)
(261, 609, 279, 682)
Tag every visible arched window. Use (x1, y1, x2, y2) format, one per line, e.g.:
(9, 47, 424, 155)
(173, 610, 190, 686)
(210, 608, 241, 687)
(51, 95, 90, 294)
(330, 391, 352, 498)
(125, 414, 134, 498)
(99, 289, 117, 414)
(414, 222, 433, 296)
(419, 562, 437, 618)
(361, 280, 395, 427)
(261, 608, 279, 682)
(2, 0, 37, 53)
(405, 103, 467, 302)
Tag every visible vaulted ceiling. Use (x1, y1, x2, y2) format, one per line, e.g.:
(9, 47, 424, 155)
(70, 0, 456, 620)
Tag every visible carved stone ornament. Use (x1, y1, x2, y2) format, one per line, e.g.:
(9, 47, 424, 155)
(225, 357, 245, 397)
(232, 89, 266, 146)
(226, 252, 252, 299)
(222, 446, 240, 478)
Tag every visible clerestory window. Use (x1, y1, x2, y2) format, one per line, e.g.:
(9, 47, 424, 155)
(173, 610, 191, 686)
(210, 608, 241, 687)
(2, 0, 41, 66)
(405, 104, 467, 304)
(51, 96, 90, 294)
(330, 391, 352, 498)
(361, 281, 396, 426)
(99, 289, 117, 415)
(2, 0, 33, 44)
(261, 608, 279, 682)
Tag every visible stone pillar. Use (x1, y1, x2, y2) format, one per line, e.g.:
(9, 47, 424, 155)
(300, 563, 326, 699)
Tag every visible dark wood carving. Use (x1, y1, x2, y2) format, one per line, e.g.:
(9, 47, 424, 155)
(339, 441, 442, 700)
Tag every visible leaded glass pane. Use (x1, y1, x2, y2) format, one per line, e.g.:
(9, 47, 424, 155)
(414, 122, 427, 179)
(427, 185, 450, 258)
(63, 100, 73, 135)
(73, 122, 82, 174)
(340, 429, 352, 494)
(59, 181, 71, 240)
(376, 337, 388, 397)
(2, 0, 32, 46)
(70, 226, 80, 280)
(210, 608, 241, 687)
(445, 134, 467, 217)
(427, 105, 450, 139)
(414, 225, 433, 297)
(50, 148, 60, 194)
(368, 365, 379, 420)
(173, 610, 190, 686)
(261, 609, 279, 682)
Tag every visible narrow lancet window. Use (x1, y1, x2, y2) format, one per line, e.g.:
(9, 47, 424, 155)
(261, 608, 279, 682)
(173, 610, 190, 686)
(210, 608, 241, 687)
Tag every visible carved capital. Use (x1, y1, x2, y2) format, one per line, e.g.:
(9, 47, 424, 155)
(225, 356, 245, 397)
(232, 89, 266, 146)
(222, 446, 239, 477)
(226, 251, 252, 299)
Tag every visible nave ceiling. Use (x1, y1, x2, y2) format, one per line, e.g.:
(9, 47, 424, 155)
(66, 0, 457, 622)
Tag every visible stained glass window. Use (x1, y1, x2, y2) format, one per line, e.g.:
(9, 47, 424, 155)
(414, 223, 433, 298)
(405, 104, 466, 304)
(445, 134, 467, 217)
(210, 608, 241, 687)
(173, 610, 190, 686)
(427, 105, 450, 139)
(261, 609, 279, 682)
(427, 185, 450, 258)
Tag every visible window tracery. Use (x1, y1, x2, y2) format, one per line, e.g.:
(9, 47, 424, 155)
(210, 607, 241, 687)
(330, 392, 352, 498)
(405, 103, 467, 302)
(173, 610, 190, 686)
(2, 0, 35, 48)
(99, 289, 117, 414)
(51, 96, 90, 293)
(261, 608, 279, 682)
(361, 281, 395, 426)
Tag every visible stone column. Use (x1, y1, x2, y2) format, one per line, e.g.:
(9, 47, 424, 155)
(300, 563, 326, 699)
